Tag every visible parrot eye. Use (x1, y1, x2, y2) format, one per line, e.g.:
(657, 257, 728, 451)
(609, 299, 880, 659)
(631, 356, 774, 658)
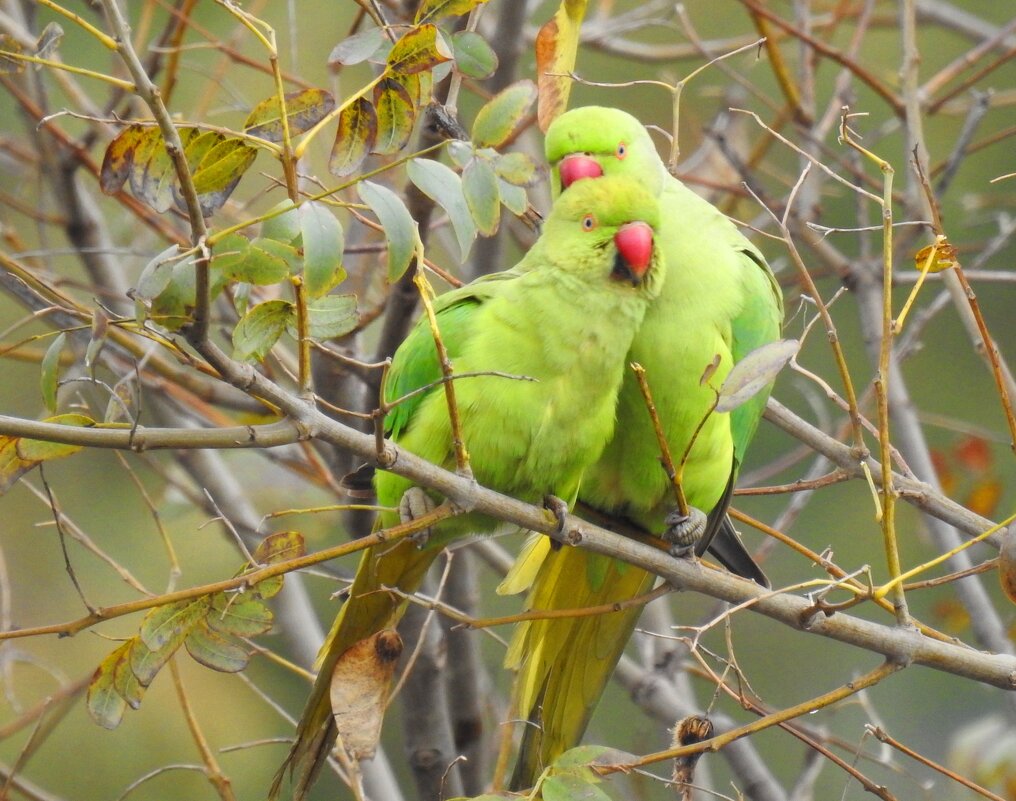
(616, 142, 627, 159)
(581, 214, 597, 231)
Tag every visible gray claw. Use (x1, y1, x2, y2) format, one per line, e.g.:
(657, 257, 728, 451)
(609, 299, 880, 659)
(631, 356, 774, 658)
(399, 487, 437, 547)
(543, 494, 569, 536)
(663, 506, 708, 557)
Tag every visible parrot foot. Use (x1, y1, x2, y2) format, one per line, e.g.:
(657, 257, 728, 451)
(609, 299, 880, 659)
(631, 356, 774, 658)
(542, 494, 570, 536)
(399, 487, 437, 547)
(663, 506, 708, 557)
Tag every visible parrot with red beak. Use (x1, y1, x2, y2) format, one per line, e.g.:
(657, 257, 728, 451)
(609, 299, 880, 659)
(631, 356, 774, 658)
(274, 174, 665, 799)
(505, 106, 783, 789)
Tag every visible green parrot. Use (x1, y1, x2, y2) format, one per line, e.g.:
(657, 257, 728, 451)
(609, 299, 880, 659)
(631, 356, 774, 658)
(274, 174, 666, 798)
(506, 106, 784, 788)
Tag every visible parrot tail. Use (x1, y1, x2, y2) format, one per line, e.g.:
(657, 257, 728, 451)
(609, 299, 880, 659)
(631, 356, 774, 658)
(271, 535, 442, 799)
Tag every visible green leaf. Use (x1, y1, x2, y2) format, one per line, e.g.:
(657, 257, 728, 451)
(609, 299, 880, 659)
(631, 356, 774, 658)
(128, 636, 175, 687)
(139, 599, 207, 651)
(716, 339, 798, 413)
(260, 198, 301, 243)
(135, 245, 192, 302)
(330, 97, 377, 177)
(185, 622, 249, 673)
(497, 179, 528, 216)
(328, 27, 388, 67)
(387, 24, 453, 75)
(407, 158, 476, 261)
(357, 180, 419, 282)
(300, 201, 346, 298)
(447, 139, 473, 169)
(462, 157, 501, 236)
(304, 294, 359, 339)
(146, 259, 228, 332)
(40, 332, 66, 413)
(244, 238, 299, 284)
(113, 641, 145, 709)
(415, 0, 489, 25)
(16, 414, 93, 462)
(214, 235, 295, 286)
(372, 77, 416, 155)
(471, 79, 537, 148)
(493, 151, 537, 186)
(551, 745, 626, 769)
(541, 774, 612, 801)
(450, 30, 498, 79)
(208, 596, 274, 637)
(87, 643, 131, 729)
(244, 88, 336, 142)
(232, 300, 295, 362)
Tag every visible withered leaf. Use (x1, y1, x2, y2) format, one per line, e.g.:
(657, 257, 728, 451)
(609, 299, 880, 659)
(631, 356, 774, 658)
(329, 630, 404, 760)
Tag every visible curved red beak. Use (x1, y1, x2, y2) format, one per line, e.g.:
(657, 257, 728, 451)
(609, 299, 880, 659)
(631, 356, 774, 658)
(613, 221, 654, 285)
(559, 154, 604, 189)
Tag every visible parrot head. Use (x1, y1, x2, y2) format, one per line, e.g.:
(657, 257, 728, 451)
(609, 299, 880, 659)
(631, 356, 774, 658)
(544, 106, 666, 198)
(541, 175, 663, 295)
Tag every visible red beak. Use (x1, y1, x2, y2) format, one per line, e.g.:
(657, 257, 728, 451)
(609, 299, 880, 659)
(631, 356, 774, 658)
(559, 154, 604, 189)
(613, 221, 654, 284)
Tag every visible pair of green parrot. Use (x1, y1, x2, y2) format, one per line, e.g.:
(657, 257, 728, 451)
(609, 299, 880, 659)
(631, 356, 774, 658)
(276, 106, 783, 797)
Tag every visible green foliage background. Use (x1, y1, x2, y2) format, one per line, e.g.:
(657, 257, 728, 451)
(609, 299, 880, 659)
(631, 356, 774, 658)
(1, 1, 1015, 800)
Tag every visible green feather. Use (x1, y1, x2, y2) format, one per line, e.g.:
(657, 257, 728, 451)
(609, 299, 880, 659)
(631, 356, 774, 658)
(507, 106, 784, 790)
(275, 174, 665, 799)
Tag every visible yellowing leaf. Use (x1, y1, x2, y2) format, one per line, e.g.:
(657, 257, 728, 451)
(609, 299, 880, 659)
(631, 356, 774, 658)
(493, 151, 537, 186)
(114, 642, 145, 709)
(1, 414, 93, 494)
(0, 34, 26, 74)
(329, 97, 377, 177)
(372, 77, 416, 155)
(386, 24, 452, 75)
(471, 80, 537, 148)
(253, 530, 306, 565)
(87, 642, 131, 730)
(535, 0, 588, 132)
(415, 0, 489, 24)
(244, 88, 336, 142)
(131, 127, 177, 213)
(914, 239, 958, 273)
(190, 137, 257, 198)
(329, 630, 404, 760)
(100, 125, 147, 194)
(999, 529, 1016, 605)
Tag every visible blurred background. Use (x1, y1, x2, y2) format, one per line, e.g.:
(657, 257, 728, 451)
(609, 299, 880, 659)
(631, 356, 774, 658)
(1, 1, 1015, 799)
